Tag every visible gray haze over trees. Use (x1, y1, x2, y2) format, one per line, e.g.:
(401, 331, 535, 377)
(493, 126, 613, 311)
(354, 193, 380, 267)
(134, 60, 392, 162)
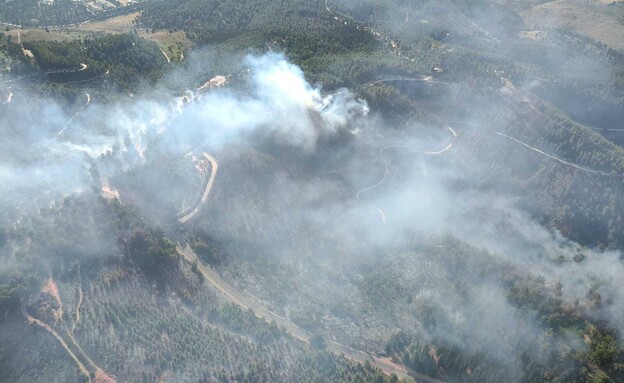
(0, 0, 623, 382)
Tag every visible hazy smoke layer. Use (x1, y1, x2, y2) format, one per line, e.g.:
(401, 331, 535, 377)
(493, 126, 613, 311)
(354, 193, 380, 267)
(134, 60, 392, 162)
(1, 47, 623, 380)
(0, 53, 367, 212)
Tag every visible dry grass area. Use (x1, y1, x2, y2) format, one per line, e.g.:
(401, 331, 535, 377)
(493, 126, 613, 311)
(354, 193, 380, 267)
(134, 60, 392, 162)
(3, 12, 193, 61)
(520, 0, 624, 51)
(95, 368, 117, 383)
(5, 29, 86, 43)
(79, 11, 140, 33)
(80, 12, 193, 60)
(141, 30, 193, 60)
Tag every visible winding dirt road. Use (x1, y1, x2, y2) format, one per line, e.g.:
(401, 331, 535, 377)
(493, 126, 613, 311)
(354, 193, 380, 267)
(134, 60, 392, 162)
(356, 125, 458, 222)
(71, 265, 83, 334)
(174, 153, 439, 382)
(22, 271, 116, 383)
(356, 160, 390, 222)
(21, 305, 91, 379)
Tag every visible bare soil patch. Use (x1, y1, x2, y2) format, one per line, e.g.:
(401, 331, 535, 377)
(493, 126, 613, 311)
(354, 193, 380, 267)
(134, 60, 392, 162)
(6, 29, 85, 43)
(521, 0, 624, 51)
(95, 368, 117, 383)
(80, 12, 140, 33)
(42, 278, 63, 321)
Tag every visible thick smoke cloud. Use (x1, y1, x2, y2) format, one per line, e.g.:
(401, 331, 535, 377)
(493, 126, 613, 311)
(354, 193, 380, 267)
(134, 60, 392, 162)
(1, 42, 623, 380)
(0, 53, 367, 211)
(169, 54, 368, 151)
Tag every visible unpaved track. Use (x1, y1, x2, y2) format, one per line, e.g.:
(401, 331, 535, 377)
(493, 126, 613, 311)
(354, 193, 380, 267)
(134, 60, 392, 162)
(380, 126, 457, 156)
(356, 160, 389, 222)
(174, 153, 436, 382)
(23, 276, 116, 382)
(72, 264, 83, 334)
(1, 63, 89, 85)
(360, 76, 440, 88)
(45, 63, 88, 75)
(160, 48, 171, 63)
(451, 121, 624, 178)
(21, 305, 91, 379)
(58, 92, 91, 136)
(356, 125, 458, 222)
(64, 327, 110, 379)
(323, 76, 438, 99)
(2, 90, 13, 104)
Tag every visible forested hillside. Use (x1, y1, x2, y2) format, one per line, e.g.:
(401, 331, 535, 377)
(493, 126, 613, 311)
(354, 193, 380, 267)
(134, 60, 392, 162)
(0, 195, 405, 383)
(24, 33, 167, 89)
(1, 0, 623, 382)
(0, 32, 167, 102)
(0, 0, 145, 27)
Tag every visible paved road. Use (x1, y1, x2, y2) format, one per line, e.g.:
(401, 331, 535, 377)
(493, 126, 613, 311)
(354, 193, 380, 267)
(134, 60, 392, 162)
(173, 152, 440, 382)
(178, 153, 218, 224)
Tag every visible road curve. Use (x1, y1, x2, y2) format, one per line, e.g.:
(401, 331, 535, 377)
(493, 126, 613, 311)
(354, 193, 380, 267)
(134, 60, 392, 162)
(178, 153, 218, 224)
(174, 153, 438, 382)
(356, 125, 458, 222)
(2, 63, 90, 85)
(356, 160, 389, 223)
(380, 126, 457, 156)
(45, 63, 88, 75)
